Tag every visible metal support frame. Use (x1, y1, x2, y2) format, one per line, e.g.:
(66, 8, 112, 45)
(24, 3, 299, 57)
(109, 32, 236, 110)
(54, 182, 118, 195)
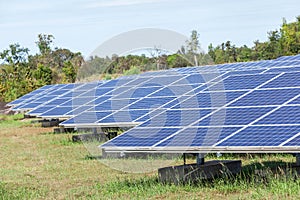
(296, 153, 300, 166)
(196, 153, 205, 165)
(183, 153, 186, 165)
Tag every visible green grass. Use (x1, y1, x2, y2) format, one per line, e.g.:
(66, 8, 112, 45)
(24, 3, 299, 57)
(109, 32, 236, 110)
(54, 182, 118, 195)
(1, 116, 300, 199)
(0, 113, 31, 128)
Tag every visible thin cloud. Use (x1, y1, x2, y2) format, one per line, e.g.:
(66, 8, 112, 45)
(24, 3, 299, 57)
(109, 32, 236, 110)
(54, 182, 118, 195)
(0, 1, 52, 13)
(85, 0, 168, 8)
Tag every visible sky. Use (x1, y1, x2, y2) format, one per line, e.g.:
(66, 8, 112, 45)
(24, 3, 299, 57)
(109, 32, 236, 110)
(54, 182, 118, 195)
(1, 0, 300, 58)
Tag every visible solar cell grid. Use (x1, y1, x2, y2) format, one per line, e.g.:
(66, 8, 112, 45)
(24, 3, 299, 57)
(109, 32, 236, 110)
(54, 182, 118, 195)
(8, 53, 300, 153)
(217, 126, 300, 147)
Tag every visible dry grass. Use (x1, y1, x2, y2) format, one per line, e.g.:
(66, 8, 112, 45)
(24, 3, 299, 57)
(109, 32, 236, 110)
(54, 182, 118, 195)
(1, 116, 300, 199)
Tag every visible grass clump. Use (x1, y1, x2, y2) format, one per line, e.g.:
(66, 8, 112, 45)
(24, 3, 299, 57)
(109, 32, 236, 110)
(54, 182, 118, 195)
(0, 113, 32, 128)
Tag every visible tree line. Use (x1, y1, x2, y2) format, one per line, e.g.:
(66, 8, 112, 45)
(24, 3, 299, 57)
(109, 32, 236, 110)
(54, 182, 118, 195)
(1, 16, 300, 102)
(0, 34, 83, 102)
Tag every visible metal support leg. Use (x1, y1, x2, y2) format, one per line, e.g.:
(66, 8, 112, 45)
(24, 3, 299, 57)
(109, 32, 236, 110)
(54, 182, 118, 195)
(296, 154, 300, 166)
(183, 153, 186, 165)
(196, 153, 205, 165)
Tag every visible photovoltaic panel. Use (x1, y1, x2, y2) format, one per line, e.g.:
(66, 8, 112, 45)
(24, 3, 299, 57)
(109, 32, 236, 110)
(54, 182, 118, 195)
(255, 106, 300, 125)
(229, 88, 300, 107)
(101, 128, 180, 147)
(217, 126, 300, 147)
(139, 109, 213, 127)
(261, 72, 300, 88)
(8, 84, 57, 107)
(61, 111, 113, 125)
(284, 135, 300, 146)
(97, 109, 150, 124)
(156, 127, 242, 147)
(9, 53, 300, 153)
(197, 107, 274, 126)
(99, 54, 300, 153)
(171, 91, 246, 109)
(207, 73, 278, 91)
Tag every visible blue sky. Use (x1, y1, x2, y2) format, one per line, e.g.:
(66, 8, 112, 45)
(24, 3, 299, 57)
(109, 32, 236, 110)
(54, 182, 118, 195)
(1, 0, 300, 57)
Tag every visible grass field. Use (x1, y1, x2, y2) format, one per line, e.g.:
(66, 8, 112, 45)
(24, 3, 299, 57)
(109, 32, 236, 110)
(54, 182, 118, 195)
(1, 114, 300, 199)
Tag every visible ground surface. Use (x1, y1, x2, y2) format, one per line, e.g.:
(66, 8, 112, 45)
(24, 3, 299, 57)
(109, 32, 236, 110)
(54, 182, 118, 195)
(1, 115, 300, 199)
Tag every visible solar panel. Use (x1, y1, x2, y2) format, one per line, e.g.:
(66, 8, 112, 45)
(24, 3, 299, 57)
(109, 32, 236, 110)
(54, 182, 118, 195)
(98, 54, 300, 153)
(217, 126, 300, 147)
(9, 54, 300, 153)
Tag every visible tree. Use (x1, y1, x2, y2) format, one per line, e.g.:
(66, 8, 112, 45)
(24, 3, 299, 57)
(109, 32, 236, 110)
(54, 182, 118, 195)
(186, 30, 201, 66)
(36, 34, 54, 55)
(33, 64, 52, 87)
(62, 61, 77, 83)
(0, 43, 29, 66)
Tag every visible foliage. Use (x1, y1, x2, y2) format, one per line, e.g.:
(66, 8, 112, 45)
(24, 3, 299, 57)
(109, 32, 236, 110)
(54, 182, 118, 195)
(0, 34, 83, 102)
(1, 17, 300, 102)
(208, 16, 300, 63)
(123, 65, 141, 75)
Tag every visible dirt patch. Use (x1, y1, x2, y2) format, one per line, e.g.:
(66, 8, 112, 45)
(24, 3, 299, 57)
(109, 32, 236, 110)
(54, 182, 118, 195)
(0, 101, 14, 115)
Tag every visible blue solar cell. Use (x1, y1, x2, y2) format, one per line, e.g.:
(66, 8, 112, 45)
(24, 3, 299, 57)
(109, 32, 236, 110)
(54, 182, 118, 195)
(111, 87, 134, 97)
(60, 84, 77, 90)
(218, 126, 300, 146)
(129, 97, 175, 109)
(184, 73, 217, 84)
(33, 96, 56, 103)
(9, 99, 27, 105)
(261, 72, 300, 88)
(65, 105, 94, 116)
(124, 77, 149, 86)
(144, 75, 184, 85)
(149, 87, 176, 97)
(94, 99, 138, 111)
(61, 111, 113, 124)
(197, 107, 273, 126)
(230, 88, 300, 107)
(255, 106, 300, 125)
(265, 66, 300, 74)
(8, 85, 56, 105)
(93, 96, 112, 105)
(102, 128, 180, 147)
(284, 135, 300, 146)
(46, 98, 69, 106)
(59, 100, 73, 107)
(162, 96, 191, 108)
(18, 103, 42, 109)
(95, 87, 113, 96)
(140, 109, 212, 127)
(75, 83, 99, 90)
(47, 89, 69, 96)
(100, 79, 119, 87)
(208, 73, 278, 91)
(115, 86, 162, 99)
(40, 107, 73, 116)
(229, 69, 264, 76)
(99, 109, 150, 123)
(289, 96, 300, 105)
(172, 91, 245, 109)
(71, 97, 97, 105)
(156, 127, 241, 147)
(27, 106, 55, 115)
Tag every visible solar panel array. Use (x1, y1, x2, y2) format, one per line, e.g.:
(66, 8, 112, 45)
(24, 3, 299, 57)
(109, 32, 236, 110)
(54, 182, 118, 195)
(9, 54, 300, 153)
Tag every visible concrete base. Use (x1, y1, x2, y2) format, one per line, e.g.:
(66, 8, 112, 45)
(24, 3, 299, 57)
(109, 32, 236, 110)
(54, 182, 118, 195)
(72, 132, 108, 142)
(53, 127, 75, 133)
(41, 119, 60, 127)
(24, 114, 35, 118)
(158, 160, 242, 184)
